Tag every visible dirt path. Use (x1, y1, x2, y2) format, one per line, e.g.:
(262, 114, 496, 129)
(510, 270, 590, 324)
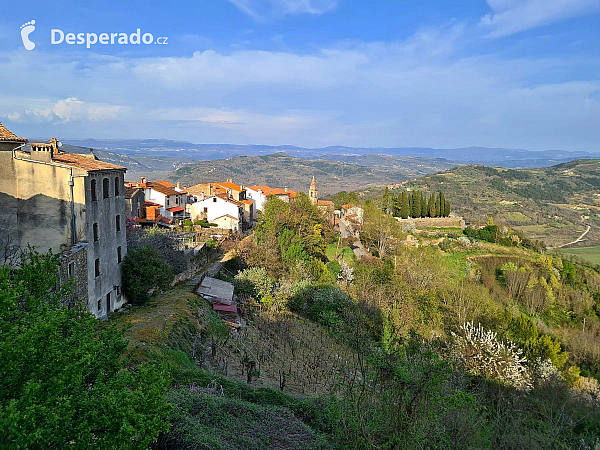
(554, 224, 591, 249)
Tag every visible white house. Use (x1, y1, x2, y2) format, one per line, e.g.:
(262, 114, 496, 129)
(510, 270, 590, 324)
(189, 194, 243, 231)
(246, 185, 296, 214)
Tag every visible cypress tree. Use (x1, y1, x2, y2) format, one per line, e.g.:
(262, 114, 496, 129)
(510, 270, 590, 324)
(427, 194, 434, 218)
(412, 190, 421, 218)
(400, 191, 409, 219)
(420, 193, 426, 218)
(439, 191, 446, 217)
(445, 199, 451, 217)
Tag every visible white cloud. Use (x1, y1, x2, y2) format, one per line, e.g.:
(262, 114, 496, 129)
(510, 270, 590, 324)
(480, 0, 600, 38)
(228, 0, 336, 21)
(6, 97, 128, 123)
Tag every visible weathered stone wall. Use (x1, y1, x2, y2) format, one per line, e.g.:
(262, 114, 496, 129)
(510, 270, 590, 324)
(58, 242, 89, 308)
(395, 216, 465, 229)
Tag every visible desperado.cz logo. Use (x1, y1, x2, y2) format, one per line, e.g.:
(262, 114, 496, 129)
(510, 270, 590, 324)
(20, 19, 168, 50)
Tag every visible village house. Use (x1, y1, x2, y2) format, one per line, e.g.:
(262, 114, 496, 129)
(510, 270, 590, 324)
(189, 193, 244, 231)
(188, 179, 254, 225)
(0, 123, 127, 319)
(124, 186, 145, 219)
(245, 185, 296, 214)
(126, 178, 189, 224)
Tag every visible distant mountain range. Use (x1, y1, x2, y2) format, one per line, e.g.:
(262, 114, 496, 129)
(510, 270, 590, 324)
(60, 138, 600, 169)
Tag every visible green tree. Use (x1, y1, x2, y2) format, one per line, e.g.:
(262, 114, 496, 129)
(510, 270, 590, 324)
(122, 246, 174, 305)
(400, 191, 409, 219)
(0, 251, 171, 449)
(411, 190, 421, 218)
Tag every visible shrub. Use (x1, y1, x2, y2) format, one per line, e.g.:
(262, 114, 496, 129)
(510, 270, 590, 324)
(234, 267, 273, 299)
(122, 246, 174, 305)
(452, 322, 531, 390)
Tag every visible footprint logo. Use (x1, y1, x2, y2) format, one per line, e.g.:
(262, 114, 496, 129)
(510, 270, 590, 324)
(20, 20, 36, 51)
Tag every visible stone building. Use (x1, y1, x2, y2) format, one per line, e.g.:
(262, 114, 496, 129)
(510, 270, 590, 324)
(0, 122, 127, 318)
(309, 176, 318, 205)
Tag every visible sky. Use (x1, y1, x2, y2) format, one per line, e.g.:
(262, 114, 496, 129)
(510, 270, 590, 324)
(0, 0, 599, 151)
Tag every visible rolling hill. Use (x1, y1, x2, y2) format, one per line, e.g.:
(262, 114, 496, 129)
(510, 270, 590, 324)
(166, 152, 456, 194)
(392, 159, 600, 247)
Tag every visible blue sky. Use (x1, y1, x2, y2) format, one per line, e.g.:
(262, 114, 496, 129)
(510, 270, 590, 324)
(0, 0, 599, 151)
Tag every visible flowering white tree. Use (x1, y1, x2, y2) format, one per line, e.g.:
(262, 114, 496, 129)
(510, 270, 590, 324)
(452, 322, 531, 391)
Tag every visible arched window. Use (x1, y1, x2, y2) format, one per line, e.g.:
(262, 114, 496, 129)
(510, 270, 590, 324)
(114, 177, 120, 196)
(91, 179, 97, 201)
(103, 178, 109, 199)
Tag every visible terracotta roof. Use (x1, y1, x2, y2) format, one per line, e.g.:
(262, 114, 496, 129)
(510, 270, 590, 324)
(215, 193, 243, 206)
(167, 206, 184, 212)
(214, 214, 240, 222)
(0, 122, 27, 142)
(155, 181, 175, 188)
(217, 181, 245, 192)
(145, 200, 161, 207)
(146, 181, 181, 196)
(341, 204, 350, 209)
(241, 199, 253, 205)
(247, 185, 295, 197)
(16, 150, 125, 172)
(318, 200, 333, 206)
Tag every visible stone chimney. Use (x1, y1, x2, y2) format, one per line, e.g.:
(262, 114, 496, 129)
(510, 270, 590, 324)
(140, 177, 147, 188)
(284, 186, 288, 192)
(176, 182, 181, 189)
(29, 143, 53, 163)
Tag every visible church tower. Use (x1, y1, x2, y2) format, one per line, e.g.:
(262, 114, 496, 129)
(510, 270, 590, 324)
(309, 176, 318, 205)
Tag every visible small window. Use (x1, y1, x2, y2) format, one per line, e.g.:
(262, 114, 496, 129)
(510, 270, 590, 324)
(203, 207, 208, 213)
(91, 179, 97, 201)
(117, 246, 122, 263)
(116, 285, 121, 297)
(68, 261, 74, 277)
(115, 215, 121, 232)
(106, 292, 111, 312)
(93, 223, 99, 242)
(167, 198, 170, 206)
(213, 198, 217, 203)
(97, 299, 102, 312)
(176, 197, 179, 204)
(114, 177, 120, 196)
(103, 178, 109, 199)
(95, 258, 100, 277)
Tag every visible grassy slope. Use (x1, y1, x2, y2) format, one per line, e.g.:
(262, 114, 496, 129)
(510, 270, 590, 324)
(390, 159, 600, 248)
(560, 246, 600, 265)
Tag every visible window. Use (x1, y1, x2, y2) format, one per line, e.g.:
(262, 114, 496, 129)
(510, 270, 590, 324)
(93, 223, 99, 242)
(95, 258, 100, 277)
(203, 207, 208, 213)
(116, 285, 121, 297)
(115, 215, 121, 232)
(166, 198, 170, 206)
(97, 299, 102, 312)
(91, 179, 97, 201)
(114, 177, 120, 196)
(117, 246, 122, 263)
(213, 197, 217, 203)
(106, 292, 111, 313)
(176, 197, 179, 204)
(68, 261, 74, 277)
(103, 178, 109, 199)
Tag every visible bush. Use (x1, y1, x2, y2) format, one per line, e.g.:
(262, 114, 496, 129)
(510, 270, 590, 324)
(234, 267, 273, 299)
(122, 247, 174, 305)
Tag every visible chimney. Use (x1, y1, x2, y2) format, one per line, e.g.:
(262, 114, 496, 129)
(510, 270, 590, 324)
(284, 186, 288, 192)
(29, 143, 53, 163)
(147, 206, 157, 220)
(176, 182, 181, 189)
(140, 177, 147, 188)
(227, 178, 232, 183)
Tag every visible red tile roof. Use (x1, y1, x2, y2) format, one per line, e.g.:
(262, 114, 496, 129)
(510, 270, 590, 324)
(318, 200, 333, 206)
(215, 193, 243, 206)
(218, 181, 245, 192)
(146, 181, 181, 196)
(247, 185, 295, 197)
(240, 199, 253, 205)
(167, 206, 184, 212)
(16, 150, 125, 172)
(0, 122, 27, 142)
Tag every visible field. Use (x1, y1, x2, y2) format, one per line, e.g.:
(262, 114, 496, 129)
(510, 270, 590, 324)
(560, 246, 600, 265)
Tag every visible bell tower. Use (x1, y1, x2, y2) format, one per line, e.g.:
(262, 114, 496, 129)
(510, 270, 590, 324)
(309, 176, 318, 205)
